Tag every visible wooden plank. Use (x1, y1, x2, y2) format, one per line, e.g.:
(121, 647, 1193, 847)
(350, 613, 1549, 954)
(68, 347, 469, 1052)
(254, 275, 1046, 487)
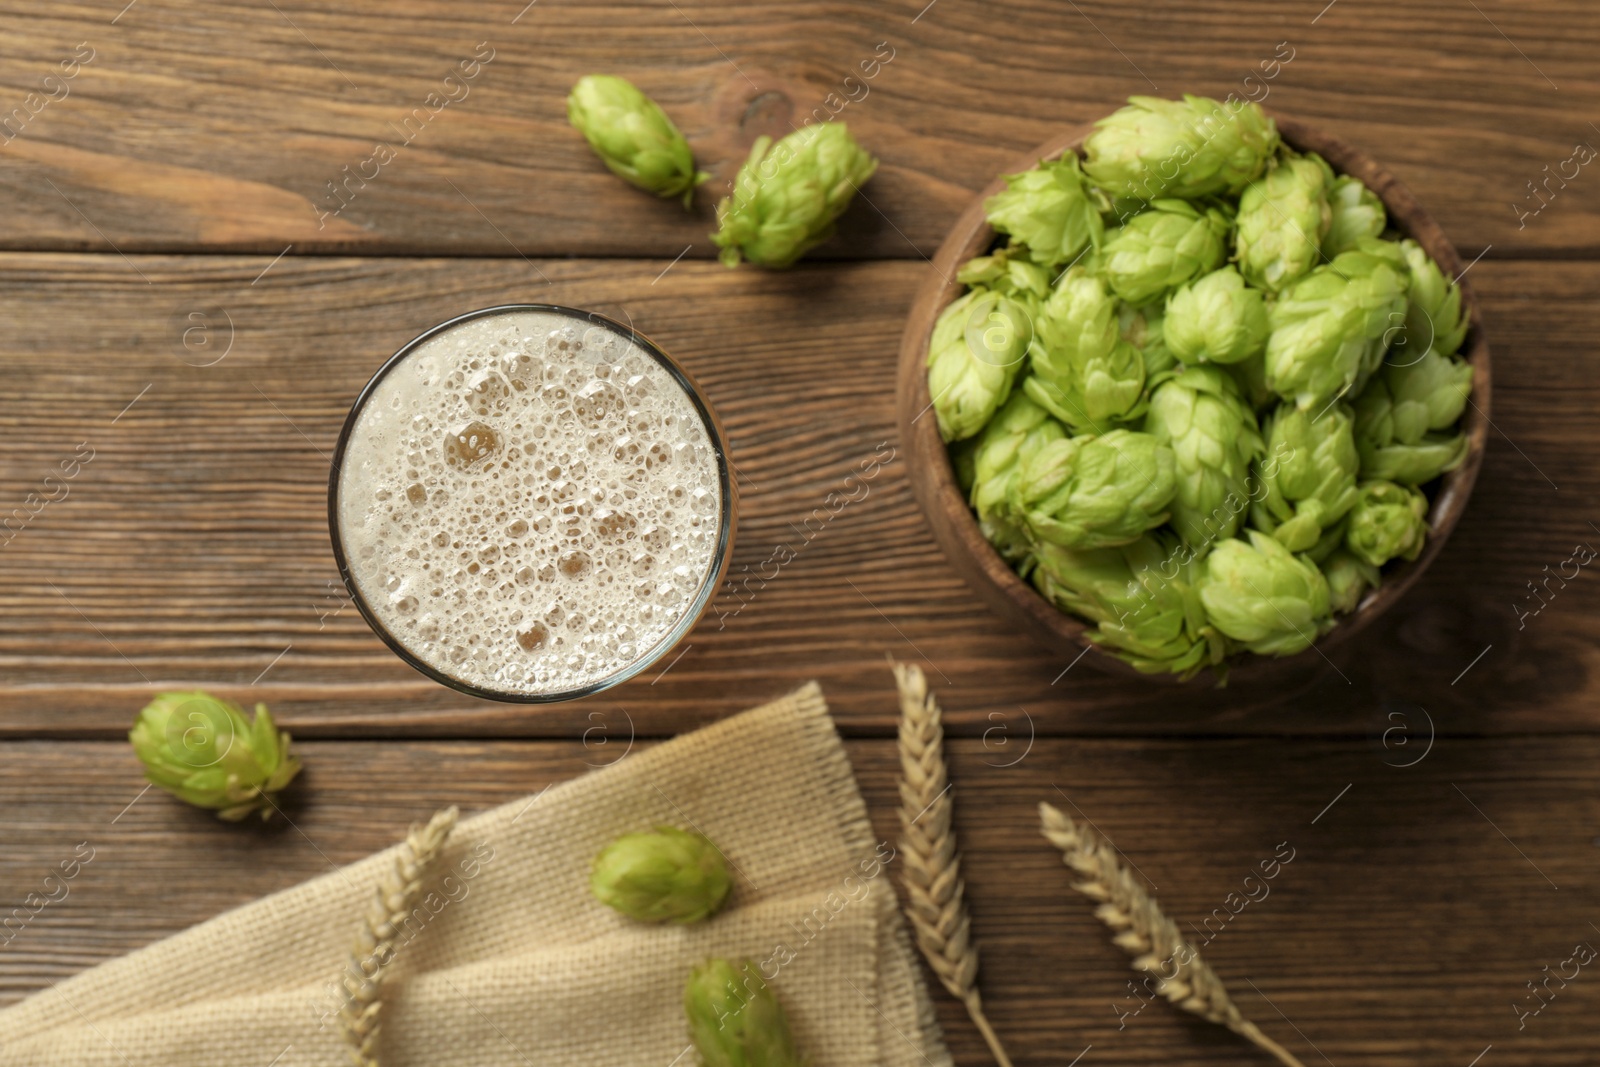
(0, 254, 1595, 737)
(0, 0, 1595, 257)
(1, 736, 1595, 1065)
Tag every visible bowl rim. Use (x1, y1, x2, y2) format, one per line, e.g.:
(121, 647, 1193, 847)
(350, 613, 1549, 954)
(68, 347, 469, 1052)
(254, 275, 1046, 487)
(895, 109, 1492, 685)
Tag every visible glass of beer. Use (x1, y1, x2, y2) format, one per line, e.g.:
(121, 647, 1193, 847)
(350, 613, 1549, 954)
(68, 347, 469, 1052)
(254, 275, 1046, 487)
(329, 305, 735, 703)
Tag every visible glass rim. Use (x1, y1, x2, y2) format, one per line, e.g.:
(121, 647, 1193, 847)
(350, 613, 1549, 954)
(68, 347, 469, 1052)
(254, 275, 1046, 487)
(327, 303, 736, 705)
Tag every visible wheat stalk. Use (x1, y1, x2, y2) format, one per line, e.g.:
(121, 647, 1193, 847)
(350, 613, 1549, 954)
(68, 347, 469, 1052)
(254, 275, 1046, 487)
(1038, 802, 1306, 1067)
(893, 661, 1014, 1067)
(339, 806, 459, 1067)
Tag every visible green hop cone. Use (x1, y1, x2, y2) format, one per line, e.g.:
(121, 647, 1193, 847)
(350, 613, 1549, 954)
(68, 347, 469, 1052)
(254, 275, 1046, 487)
(1143, 365, 1265, 549)
(712, 122, 878, 268)
(1384, 347, 1474, 438)
(1027, 267, 1146, 431)
(968, 391, 1067, 562)
(1321, 549, 1380, 614)
(1302, 512, 1350, 565)
(1321, 175, 1386, 258)
(591, 827, 733, 924)
(927, 288, 1033, 442)
(1352, 348, 1472, 483)
(1119, 300, 1177, 378)
(1084, 94, 1279, 201)
(1033, 265, 1118, 368)
(1357, 429, 1466, 485)
(1356, 348, 1465, 444)
(1010, 430, 1177, 550)
(1197, 529, 1334, 656)
(1031, 533, 1223, 679)
(1352, 238, 1418, 397)
(567, 75, 708, 207)
(685, 959, 805, 1067)
(129, 691, 301, 821)
(1162, 265, 1269, 365)
(1235, 150, 1335, 292)
(1096, 199, 1231, 305)
(956, 244, 1052, 320)
(984, 154, 1106, 267)
(1264, 236, 1411, 410)
(1398, 238, 1470, 358)
(1345, 480, 1429, 568)
(1251, 404, 1361, 553)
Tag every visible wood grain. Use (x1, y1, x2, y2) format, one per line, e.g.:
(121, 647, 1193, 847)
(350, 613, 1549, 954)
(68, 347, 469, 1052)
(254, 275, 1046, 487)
(0, 253, 1594, 737)
(0, 1, 1594, 257)
(1, 736, 1595, 1065)
(2, 2, 1596, 1060)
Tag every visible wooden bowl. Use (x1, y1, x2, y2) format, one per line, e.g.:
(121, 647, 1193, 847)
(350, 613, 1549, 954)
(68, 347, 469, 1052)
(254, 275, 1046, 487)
(896, 114, 1491, 685)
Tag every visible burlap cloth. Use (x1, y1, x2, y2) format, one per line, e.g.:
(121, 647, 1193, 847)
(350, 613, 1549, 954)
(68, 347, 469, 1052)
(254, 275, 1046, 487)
(0, 683, 952, 1067)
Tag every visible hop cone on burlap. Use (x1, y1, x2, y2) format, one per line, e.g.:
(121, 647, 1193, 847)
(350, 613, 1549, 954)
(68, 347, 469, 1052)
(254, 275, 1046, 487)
(1031, 533, 1223, 679)
(1264, 237, 1410, 410)
(1321, 548, 1380, 614)
(1083, 94, 1279, 200)
(712, 122, 878, 268)
(1197, 529, 1334, 656)
(1010, 430, 1176, 550)
(1234, 150, 1335, 292)
(1143, 365, 1265, 549)
(590, 826, 733, 924)
(1352, 347, 1472, 484)
(685, 959, 805, 1067)
(1096, 198, 1231, 306)
(1251, 404, 1361, 553)
(1321, 174, 1386, 258)
(984, 153, 1106, 266)
(1026, 266, 1146, 431)
(567, 75, 708, 207)
(927, 288, 1033, 442)
(129, 691, 301, 821)
(1163, 265, 1269, 365)
(1344, 480, 1429, 568)
(968, 391, 1067, 562)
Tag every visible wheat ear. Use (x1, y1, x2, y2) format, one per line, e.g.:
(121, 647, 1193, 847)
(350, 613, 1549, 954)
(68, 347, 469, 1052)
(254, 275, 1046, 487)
(1038, 802, 1306, 1067)
(893, 661, 1015, 1067)
(339, 806, 459, 1067)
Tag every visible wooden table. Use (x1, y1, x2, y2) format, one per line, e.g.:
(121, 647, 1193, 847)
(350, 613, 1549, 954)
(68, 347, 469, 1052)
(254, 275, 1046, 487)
(3, 1, 1597, 1063)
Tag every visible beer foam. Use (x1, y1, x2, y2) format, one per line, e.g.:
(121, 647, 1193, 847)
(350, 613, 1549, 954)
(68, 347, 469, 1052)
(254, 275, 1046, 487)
(336, 308, 724, 696)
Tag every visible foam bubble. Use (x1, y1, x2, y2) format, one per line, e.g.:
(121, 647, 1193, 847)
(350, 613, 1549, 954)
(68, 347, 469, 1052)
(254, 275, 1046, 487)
(337, 309, 722, 695)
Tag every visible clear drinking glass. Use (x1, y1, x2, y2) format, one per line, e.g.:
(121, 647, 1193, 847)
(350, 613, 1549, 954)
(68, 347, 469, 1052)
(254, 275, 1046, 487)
(328, 304, 736, 703)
